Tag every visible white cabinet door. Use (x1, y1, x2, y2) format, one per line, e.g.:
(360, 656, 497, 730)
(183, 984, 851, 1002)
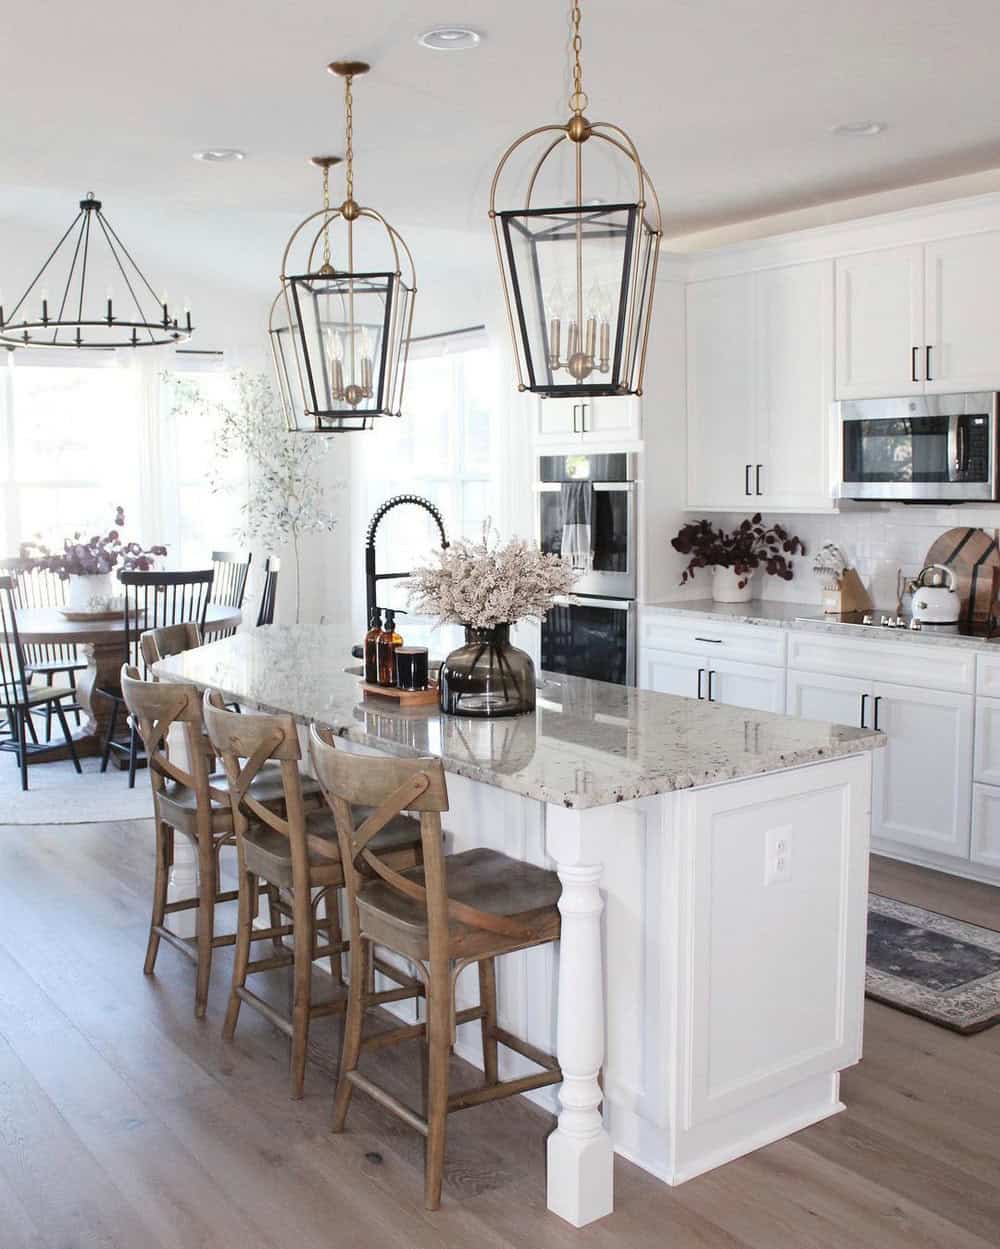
(835, 246, 924, 399)
(974, 696, 1000, 785)
(924, 232, 1000, 393)
(707, 658, 786, 714)
(686, 275, 756, 509)
(971, 784, 1000, 871)
(755, 262, 836, 510)
(640, 649, 704, 699)
(871, 681, 973, 859)
(579, 396, 641, 442)
(785, 669, 869, 730)
(537, 398, 582, 444)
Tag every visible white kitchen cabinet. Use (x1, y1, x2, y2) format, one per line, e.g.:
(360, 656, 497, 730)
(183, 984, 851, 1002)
(686, 274, 755, 509)
(536, 395, 641, 445)
(641, 649, 703, 699)
(642, 646, 784, 714)
(971, 784, 1000, 870)
(870, 680, 973, 860)
(707, 657, 786, 714)
(785, 668, 868, 730)
(834, 245, 924, 399)
(974, 695, 1000, 785)
(924, 231, 1000, 393)
(686, 264, 834, 512)
(754, 262, 835, 510)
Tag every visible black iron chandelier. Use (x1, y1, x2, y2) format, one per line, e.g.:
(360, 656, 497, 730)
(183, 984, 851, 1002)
(270, 60, 417, 432)
(0, 192, 193, 349)
(489, 0, 661, 398)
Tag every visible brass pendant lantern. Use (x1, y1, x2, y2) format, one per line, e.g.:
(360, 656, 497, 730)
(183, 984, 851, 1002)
(270, 61, 416, 432)
(489, 1, 661, 398)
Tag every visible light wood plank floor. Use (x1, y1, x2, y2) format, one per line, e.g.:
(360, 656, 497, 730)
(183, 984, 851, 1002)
(0, 819, 997, 1249)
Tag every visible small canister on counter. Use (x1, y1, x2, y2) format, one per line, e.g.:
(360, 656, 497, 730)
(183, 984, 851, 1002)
(394, 646, 429, 692)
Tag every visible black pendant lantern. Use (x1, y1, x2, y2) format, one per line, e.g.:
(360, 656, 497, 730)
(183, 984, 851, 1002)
(489, 1, 661, 398)
(270, 61, 416, 433)
(0, 192, 193, 349)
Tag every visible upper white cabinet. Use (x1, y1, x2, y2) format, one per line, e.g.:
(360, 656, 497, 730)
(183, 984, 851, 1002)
(536, 395, 641, 445)
(924, 232, 1000, 392)
(834, 245, 924, 399)
(835, 230, 1000, 398)
(686, 274, 755, 509)
(686, 262, 834, 512)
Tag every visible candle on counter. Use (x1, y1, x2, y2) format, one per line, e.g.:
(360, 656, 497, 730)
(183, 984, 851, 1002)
(394, 646, 429, 691)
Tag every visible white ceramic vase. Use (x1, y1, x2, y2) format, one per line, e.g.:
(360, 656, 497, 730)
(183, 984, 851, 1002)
(66, 571, 116, 614)
(712, 565, 753, 603)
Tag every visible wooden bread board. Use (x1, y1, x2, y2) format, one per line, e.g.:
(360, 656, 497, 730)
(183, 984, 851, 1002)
(360, 681, 439, 707)
(924, 527, 1000, 622)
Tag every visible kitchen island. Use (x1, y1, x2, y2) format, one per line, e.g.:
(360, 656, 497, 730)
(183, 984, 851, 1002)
(156, 624, 882, 1227)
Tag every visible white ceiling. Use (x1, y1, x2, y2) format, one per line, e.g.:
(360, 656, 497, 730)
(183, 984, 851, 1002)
(4, 0, 1000, 316)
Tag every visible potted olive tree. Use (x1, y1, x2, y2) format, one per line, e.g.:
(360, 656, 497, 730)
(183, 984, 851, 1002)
(671, 513, 805, 603)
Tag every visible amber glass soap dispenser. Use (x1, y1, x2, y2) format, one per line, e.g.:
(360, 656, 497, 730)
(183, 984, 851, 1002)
(376, 609, 404, 686)
(363, 608, 382, 684)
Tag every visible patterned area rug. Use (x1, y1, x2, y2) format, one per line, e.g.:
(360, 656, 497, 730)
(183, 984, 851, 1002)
(867, 895, 1000, 1034)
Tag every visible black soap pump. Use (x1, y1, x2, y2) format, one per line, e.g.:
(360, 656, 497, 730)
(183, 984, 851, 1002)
(363, 607, 382, 684)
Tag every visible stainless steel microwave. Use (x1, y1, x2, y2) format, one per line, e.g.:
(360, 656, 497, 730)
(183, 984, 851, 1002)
(837, 392, 1000, 502)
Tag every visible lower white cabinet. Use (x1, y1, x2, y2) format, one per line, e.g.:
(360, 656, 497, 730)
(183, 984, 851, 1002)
(971, 784, 1000, 870)
(870, 681, 973, 860)
(785, 669, 868, 730)
(641, 648, 784, 714)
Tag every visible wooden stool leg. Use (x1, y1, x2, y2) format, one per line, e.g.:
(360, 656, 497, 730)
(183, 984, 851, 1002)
(478, 957, 499, 1086)
(194, 840, 217, 1019)
(424, 958, 452, 1211)
(324, 888, 344, 986)
(268, 885, 284, 952)
(332, 935, 368, 1132)
(224, 859, 256, 1040)
(144, 822, 171, 974)
(289, 884, 314, 1100)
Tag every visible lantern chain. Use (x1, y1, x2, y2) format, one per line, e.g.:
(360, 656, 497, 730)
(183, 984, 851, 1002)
(321, 162, 331, 268)
(569, 0, 587, 113)
(344, 73, 355, 203)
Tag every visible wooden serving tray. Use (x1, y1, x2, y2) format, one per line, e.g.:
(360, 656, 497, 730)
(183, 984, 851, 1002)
(59, 607, 123, 622)
(360, 681, 439, 707)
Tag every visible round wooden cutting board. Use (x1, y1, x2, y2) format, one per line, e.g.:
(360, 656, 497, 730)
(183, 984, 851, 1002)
(924, 526, 1000, 622)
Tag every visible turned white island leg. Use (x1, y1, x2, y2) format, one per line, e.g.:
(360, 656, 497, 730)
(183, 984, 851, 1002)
(545, 804, 614, 1228)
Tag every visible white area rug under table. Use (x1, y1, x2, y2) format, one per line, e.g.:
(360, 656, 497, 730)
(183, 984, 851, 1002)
(0, 755, 153, 825)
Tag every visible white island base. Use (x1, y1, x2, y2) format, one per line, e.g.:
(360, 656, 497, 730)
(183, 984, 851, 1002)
(432, 751, 870, 1225)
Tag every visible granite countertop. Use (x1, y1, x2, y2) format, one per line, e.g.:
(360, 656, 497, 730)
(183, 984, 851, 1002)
(154, 624, 881, 811)
(643, 598, 1000, 653)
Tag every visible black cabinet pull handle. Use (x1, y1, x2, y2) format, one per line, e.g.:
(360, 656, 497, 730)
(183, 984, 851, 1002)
(707, 670, 716, 702)
(911, 346, 919, 383)
(581, 403, 589, 434)
(926, 345, 933, 382)
(697, 667, 704, 699)
(694, 636, 723, 644)
(755, 464, 763, 495)
(572, 404, 579, 434)
(745, 464, 752, 496)
(860, 692, 868, 728)
(873, 695, 882, 731)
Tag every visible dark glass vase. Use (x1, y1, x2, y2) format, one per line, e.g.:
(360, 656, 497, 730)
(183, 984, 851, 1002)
(438, 624, 536, 718)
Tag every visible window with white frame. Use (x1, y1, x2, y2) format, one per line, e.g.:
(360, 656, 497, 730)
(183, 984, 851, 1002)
(356, 328, 500, 646)
(0, 350, 244, 568)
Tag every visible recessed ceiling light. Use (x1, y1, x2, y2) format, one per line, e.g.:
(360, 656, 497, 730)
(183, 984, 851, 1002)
(193, 148, 247, 162)
(416, 26, 482, 51)
(830, 121, 886, 137)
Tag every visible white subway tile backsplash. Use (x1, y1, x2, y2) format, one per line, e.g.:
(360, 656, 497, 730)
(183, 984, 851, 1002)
(688, 506, 1000, 609)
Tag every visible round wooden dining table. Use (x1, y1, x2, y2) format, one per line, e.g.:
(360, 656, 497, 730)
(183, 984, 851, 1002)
(15, 604, 241, 758)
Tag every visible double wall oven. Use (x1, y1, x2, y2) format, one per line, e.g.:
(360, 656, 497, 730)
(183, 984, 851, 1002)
(536, 452, 636, 685)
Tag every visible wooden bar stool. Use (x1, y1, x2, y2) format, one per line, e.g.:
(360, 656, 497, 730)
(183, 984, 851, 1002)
(203, 693, 425, 1099)
(121, 664, 313, 1017)
(308, 725, 563, 1210)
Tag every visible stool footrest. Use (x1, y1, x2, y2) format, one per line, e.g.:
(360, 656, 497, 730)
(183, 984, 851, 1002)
(347, 1071, 428, 1137)
(447, 1068, 562, 1112)
(491, 1025, 560, 1071)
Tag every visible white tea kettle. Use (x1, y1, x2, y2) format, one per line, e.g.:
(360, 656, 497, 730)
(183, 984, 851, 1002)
(910, 563, 961, 624)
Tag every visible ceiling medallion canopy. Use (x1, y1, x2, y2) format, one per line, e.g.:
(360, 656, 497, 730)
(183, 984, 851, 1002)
(270, 61, 417, 433)
(0, 192, 193, 349)
(489, 0, 661, 398)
